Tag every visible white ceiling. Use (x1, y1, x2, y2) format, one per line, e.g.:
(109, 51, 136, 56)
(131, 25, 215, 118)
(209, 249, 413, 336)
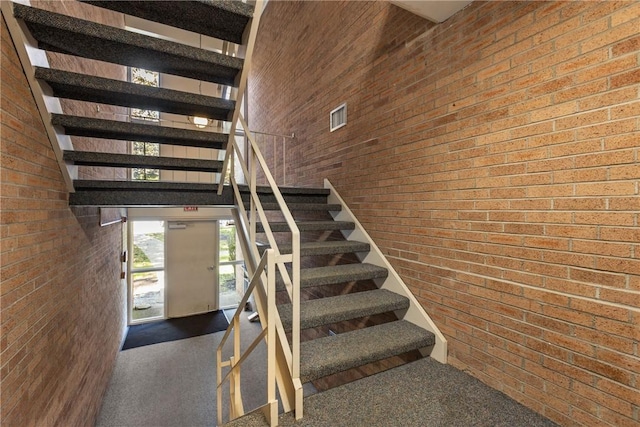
(390, 0, 473, 23)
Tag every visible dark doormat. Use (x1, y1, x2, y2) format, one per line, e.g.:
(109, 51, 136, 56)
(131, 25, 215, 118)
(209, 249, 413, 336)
(122, 310, 229, 351)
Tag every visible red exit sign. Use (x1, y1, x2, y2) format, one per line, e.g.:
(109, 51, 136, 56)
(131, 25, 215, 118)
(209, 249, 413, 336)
(183, 206, 198, 212)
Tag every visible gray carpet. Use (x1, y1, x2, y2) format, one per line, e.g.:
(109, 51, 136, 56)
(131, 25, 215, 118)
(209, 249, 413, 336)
(96, 310, 267, 427)
(230, 357, 558, 427)
(97, 311, 557, 427)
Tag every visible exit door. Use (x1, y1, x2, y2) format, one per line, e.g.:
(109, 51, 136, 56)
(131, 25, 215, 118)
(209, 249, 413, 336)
(165, 221, 218, 318)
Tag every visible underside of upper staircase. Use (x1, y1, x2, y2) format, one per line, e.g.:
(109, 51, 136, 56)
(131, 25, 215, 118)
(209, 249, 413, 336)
(7, 0, 253, 206)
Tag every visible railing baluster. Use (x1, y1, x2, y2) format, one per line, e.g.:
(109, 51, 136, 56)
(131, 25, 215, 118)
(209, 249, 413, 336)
(217, 110, 300, 424)
(266, 249, 277, 425)
(216, 345, 223, 426)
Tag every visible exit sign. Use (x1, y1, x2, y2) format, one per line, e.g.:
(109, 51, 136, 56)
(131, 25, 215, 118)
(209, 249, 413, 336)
(183, 206, 198, 212)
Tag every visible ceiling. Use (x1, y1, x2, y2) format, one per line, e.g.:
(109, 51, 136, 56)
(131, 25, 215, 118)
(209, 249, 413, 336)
(390, 0, 473, 23)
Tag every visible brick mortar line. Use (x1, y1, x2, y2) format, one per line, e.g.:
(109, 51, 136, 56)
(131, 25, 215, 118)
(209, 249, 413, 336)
(388, 255, 640, 313)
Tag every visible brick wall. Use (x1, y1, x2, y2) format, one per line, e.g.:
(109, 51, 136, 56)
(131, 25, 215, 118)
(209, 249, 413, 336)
(1, 5, 126, 425)
(248, 1, 640, 426)
(30, 0, 129, 181)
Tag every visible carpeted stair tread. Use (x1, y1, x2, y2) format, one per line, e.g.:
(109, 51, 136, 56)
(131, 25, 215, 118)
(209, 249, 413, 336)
(63, 151, 223, 172)
(69, 182, 235, 206)
(257, 221, 355, 232)
(300, 320, 435, 383)
(69, 188, 234, 206)
(261, 240, 370, 257)
(279, 289, 409, 331)
(277, 263, 388, 291)
(35, 67, 234, 121)
(52, 114, 227, 149)
(82, 0, 253, 44)
(251, 202, 342, 211)
(237, 185, 330, 196)
(14, 4, 242, 86)
(241, 191, 329, 205)
(73, 180, 227, 191)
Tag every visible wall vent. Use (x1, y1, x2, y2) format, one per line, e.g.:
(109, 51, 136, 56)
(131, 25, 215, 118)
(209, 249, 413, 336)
(330, 103, 347, 132)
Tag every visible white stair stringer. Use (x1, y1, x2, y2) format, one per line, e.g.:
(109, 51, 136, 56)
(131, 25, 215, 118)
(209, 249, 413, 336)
(1, 0, 76, 191)
(324, 179, 448, 363)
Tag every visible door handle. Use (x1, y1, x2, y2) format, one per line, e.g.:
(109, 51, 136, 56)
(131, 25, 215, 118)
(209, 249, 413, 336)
(207, 266, 216, 271)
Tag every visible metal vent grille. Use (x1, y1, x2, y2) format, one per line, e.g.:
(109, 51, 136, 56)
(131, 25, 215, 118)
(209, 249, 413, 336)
(330, 103, 347, 132)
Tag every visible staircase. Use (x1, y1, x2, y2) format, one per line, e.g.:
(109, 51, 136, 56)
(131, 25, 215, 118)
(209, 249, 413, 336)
(222, 180, 446, 426)
(3, 1, 446, 426)
(252, 186, 438, 379)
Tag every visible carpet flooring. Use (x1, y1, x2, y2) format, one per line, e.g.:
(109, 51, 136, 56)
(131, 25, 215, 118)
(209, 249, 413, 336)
(97, 310, 268, 427)
(229, 357, 559, 427)
(99, 310, 558, 427)
(121, 310, 229, 350)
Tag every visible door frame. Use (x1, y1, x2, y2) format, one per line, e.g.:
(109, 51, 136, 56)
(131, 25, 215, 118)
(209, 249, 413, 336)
(126, 207, 236, 325)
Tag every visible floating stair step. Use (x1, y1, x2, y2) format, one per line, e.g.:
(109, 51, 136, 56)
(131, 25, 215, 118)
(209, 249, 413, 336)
(261, 240, 370, 257)
(82, 0, 254, 45)
(237, 186, 330, 197)
(250, 202, 342, 211)
(73, 180, 223, 191)
(14, 4, 243, 86)
(279, 289, 409, 331)
(299, 263, 388, 287)
(63, 151, 223, 172)
(300, 320, 435, 383)
(240, 186, 330, 205)
(35, 68, 234, 121)
(256, 221, 355, 233)
(69, 181, 234, 206)
(52, 115, 227, 149)
(277, 263, 388, 291)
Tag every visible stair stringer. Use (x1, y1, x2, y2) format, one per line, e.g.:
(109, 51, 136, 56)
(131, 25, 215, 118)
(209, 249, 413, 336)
(1, 0, 76, 192)
(324, 179, 448, 363)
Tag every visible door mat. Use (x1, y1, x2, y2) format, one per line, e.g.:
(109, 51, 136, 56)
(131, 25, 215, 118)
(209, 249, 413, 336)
(122, 310, 229, 350)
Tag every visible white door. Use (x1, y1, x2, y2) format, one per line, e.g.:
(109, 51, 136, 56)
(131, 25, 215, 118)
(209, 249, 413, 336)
(165, 221, 218, 318)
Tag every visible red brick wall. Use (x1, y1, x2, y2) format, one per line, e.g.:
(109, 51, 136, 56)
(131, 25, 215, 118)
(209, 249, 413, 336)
(248, 1, 640, 426)
(1, 7, 126, 426)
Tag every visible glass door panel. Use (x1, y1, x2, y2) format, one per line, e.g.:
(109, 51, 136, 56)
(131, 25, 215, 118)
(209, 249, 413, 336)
(219, 220, 243, 309)
(131, 220, 165, 322)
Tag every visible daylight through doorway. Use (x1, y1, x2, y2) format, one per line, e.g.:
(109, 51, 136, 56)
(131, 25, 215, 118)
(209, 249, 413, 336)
(131, 220, 165, 322)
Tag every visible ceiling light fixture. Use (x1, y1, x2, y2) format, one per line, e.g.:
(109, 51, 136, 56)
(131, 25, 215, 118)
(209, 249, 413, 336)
(189, 116, 210, 128)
